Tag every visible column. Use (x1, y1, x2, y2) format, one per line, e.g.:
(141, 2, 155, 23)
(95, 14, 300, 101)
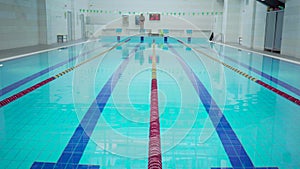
(281, 0, 300, 58)
(37, 0, 47, 44)
(222, 0, 242, 43)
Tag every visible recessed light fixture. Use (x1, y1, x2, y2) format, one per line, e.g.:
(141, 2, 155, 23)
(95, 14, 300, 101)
(0, 64, 3, 67)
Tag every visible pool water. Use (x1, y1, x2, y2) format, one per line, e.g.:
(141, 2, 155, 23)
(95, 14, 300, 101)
(0, 36, 299, 169)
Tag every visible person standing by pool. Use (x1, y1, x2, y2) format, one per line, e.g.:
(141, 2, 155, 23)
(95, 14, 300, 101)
(139, 13, 145, 32)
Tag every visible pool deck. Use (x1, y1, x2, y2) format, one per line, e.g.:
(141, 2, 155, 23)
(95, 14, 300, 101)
(220, 42, 300, 65)
(0, 39, 90, 62)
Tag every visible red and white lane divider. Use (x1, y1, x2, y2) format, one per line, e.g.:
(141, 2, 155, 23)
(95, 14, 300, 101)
(177, 39, 300, 106)
(148, 42, 162, 169)
(0, 39, 130, 108)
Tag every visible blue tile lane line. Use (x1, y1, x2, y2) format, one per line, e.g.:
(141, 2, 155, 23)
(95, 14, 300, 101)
(218, 53, 300, 97)
(211, 168, 280, 169)
(0, 43, 112, 97)
(168, 44, 278, 169)
(31, 43, 140, 169)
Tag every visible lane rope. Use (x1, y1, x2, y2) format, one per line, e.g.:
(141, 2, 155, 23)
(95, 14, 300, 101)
(0, 39, 131, 108)
(0, 42, 114, 97)
(30, 43, 140, 169)
(176, 39, 300, 106)
(148, 41, 162, 169)
(168, 43, 279, 169)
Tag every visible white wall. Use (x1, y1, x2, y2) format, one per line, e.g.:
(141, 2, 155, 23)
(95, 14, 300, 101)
(45, 0, 68, 44)
(222, 0, 242, 43)
(38, 0, 48, 44)
(74, 1, 89, 40)
(253, 2, 267, 50)
(223, 0, 267, 50)
(45, 0, 88, 44)
(281, 0, 300, 58)
(240, 0, 267, 50)
(0, 0, 89, 50)
(212, 0, 225, 38)
(84, 0, 223, 36)
(0, 0, 39, 50)
(99, 15, 204, 31)
(241, 0, 256, 48)
(0, 0, 224, 49)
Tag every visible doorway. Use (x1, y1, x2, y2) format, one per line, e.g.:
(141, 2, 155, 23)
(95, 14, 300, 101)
(264, 10, 284, 53)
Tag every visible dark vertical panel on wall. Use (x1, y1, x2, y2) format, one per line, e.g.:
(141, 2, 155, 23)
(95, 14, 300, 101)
(264, 12, 276, 50)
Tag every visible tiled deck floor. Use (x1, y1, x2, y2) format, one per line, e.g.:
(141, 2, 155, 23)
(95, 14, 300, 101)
(0, 39, 88, 62)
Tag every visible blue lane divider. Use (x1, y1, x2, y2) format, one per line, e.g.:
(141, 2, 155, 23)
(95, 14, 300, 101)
(219, 53, 300, 97)
(168, 44, 278, 169)
(0, 43, 112, 97)
(31, 44, 140, 169)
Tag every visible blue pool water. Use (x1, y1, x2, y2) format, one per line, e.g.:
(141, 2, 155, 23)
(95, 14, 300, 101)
(0, 36, 299, 169)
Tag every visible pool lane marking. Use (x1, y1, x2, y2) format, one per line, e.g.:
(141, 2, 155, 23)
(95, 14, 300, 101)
(176, 40, 300, 106)
(31, 43, 140, 169)
(216, 53, 300, 97)
(168, 44, 278, 169)
(0, 39, 131, 108)
(0, 43, 113, 97)
(148, 42, 162, 169)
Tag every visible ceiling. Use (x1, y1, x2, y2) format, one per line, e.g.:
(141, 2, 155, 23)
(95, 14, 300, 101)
(257, 0, 285, 8)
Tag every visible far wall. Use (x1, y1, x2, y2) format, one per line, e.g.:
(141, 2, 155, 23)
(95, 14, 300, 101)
(0, 0, 88, 50)
(45, 0, 88, 44)
(2, 0, 300, 59)
(0, 0, 39, 50)
(84, 0, 224, 38)
(222, 0, 268, 51)
(253, 2, 267, 50)
(240, 0, 267, 50)
(222, 0, 242, 43)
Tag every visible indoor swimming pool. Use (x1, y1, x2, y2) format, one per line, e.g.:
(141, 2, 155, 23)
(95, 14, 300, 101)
(0, 36, 299, 169)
